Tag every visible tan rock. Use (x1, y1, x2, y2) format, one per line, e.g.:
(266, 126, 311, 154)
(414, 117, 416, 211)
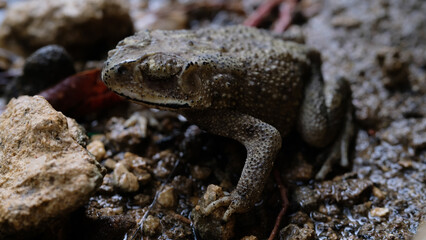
(87, 140, 106, 161)
(143, 215, 161, 236)
(0, 96, 104, 235)
(103, 158, 117, 170)
(157, 185, 176, 208)
(190, 165, 212, 180)
(113, 162, 139, 192)
(241, 236, 258, 240)
(370, 207, 390, 217)
(0, 0, 133, 59)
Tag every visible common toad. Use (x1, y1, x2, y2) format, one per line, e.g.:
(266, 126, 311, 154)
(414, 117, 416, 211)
(102, 25, 353, 221)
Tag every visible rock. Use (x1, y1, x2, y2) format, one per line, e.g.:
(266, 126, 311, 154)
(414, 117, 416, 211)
(105, 116, 147, 153)
(315, 178, 373, 205)
(6, 45, 75, 99)
(192, 184, 235, 240)
(292, 186, 318, 210)
(120, 152, 151, 185)
(87, 140, 106, 162)
(331, 15, 362, 28)
(0, 0, 134, 59)
(372, 186, 385, 200)
(0, 96, 104, 236)
(157, 185, 177, 208)
(103, 159, 117, 170)
(294, 177, 373, 210)
(370, 207, 390, 217)
(112, 162, 139, 192)
(279, 224, 315, 240)
(241, 236, 258, 240)
(143, 215, 161, 236)
(66, 117, 89, 146)
(190, 165, 212, 180)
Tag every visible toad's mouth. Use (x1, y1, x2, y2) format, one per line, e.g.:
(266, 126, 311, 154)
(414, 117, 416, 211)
(112, 90, 190, 109)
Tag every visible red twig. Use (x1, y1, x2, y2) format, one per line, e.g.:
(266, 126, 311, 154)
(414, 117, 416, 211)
(268, 169, 289, 240)
(243, 0, 284, 27)
(272, 0, 298, 33)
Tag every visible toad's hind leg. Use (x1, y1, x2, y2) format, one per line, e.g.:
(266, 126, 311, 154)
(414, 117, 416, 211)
(298, 50, 354, 179)
(184, 110, 282, 221)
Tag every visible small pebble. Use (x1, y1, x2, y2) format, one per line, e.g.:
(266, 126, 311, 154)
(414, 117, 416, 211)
(398, 159, 413, 168)
(99, 206, 124, 216)
(87, 140, 106, 161)
(157, 185, 176, 208)
(103, 159, 117, 170)
(132, 168, 152, 185)
(372, 186, 385, 200)
(370, 207, 390, 217)
(143, 215, 161, 236)
(241, 236, 258, 240)
(190, 165, 212, 180)
(113, 163, 139, 192)
(122, 152, 150, 169)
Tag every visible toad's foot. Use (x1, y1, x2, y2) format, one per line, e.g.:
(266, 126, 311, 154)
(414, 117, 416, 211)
(316, 102, 354, 179)
(298, 52, 354, 179)
(203, 192, 252, 221)
(202, 195, 232, 221)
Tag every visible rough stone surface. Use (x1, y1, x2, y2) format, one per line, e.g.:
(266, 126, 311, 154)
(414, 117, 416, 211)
(157, 185, 176, 208)
(112, 162, 139, 192)
(0, 96, 104, 236)
(87, 140, 106, 162)
(0, 0, 134, 59)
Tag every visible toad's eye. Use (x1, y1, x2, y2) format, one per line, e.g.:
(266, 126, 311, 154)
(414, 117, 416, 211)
(116, 65, 129, 75)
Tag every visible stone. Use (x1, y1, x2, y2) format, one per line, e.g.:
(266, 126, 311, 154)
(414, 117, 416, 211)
(103, 159, 117, 170)
(241, 236, 258, 240)
(279, 224, 315, 240)
(87, 140, 106, 162)
(0, 0, 133, 59)
(190, 165, 212, 180)
(157, 185, 177, 208)
(0, 96, 104, 236)
(143, 215, 161, 236)
(112, 162, 139, 192)
(370, 207, 390, 217)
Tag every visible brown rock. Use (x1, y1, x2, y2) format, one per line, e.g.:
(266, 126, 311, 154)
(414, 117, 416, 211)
(370, 207, 390, 217)
(279, 224, 315, 240)
(0, 0, 133, 59)
(157, 185, 177, 208)
(87, 140, 106, 162)
(0, 96, 104, 235)
(143, 215, 161, 236)
(190, 165, 212, 180)
(112, 162, 139, 192)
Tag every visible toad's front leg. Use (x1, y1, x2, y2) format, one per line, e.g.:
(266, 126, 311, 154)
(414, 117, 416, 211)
(184, 110, 282, 221)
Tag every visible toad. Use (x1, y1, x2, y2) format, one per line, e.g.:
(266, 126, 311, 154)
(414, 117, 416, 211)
(102, 25, 353, 221)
